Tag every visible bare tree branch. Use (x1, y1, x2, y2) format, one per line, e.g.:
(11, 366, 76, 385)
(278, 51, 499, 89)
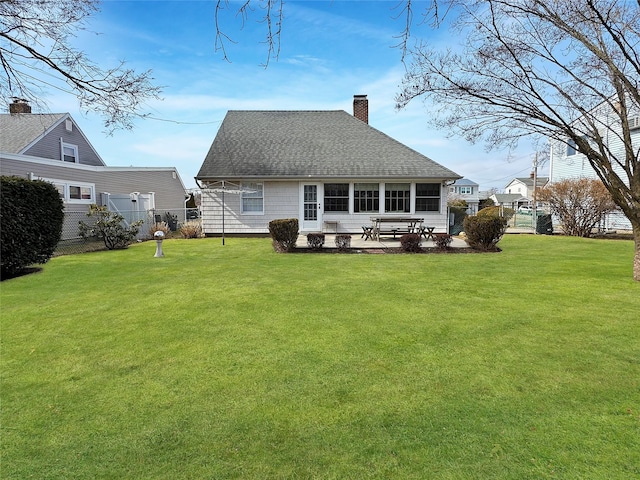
(395, 0, 640, 279)
(0, 0, 162, 133)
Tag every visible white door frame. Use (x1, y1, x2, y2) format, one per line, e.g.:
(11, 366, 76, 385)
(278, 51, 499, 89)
(299, 182, 323, 232)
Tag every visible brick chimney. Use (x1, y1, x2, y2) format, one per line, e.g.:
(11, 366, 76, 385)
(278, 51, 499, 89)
(9, 98, 32, 114)
(353, 94, 368, 124)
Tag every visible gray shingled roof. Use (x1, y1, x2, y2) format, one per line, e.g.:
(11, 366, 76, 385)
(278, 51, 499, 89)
(0, 113, 66, 153)
(515, 176, 549, 187)
(197, 110, 461, 180)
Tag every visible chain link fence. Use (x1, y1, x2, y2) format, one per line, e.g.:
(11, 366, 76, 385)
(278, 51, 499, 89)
(54, 207, 200, 256)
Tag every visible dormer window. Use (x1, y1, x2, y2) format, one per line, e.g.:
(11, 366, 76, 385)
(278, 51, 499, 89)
(61, 140, 78, 162)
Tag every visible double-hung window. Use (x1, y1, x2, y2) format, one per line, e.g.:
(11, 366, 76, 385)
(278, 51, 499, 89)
(241, 182, 264, 214)
(324, 183, 349, 212)
(415, 183, 441, 212)
(353, 183, 379, 213)
(385, 183, 410, 213)
(459, 186, 473, 194)
(61, 140, 79, 163)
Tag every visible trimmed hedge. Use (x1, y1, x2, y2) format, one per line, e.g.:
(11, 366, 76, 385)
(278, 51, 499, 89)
(268, 218, 299, 252)
(335, 234, 351, 251)
(306, 233, 325, 250)
(400, 233, 422, 253)
(433, 233, 453, 250)
(463, 215, 507, 251)
(1, 176, 64, 277)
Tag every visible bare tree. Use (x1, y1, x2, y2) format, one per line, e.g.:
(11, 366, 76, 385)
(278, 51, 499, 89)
(0, 0, 162, 132)
(214, 0, 283, 67)
(395, 0, 640, 281)
(537, 178, 617, 237)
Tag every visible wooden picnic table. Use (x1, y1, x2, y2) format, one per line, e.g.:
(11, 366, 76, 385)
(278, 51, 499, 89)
(369, 217, 424, 241)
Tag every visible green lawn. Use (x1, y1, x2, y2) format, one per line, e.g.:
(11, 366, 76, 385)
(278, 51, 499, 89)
(1, 235, 639, 479)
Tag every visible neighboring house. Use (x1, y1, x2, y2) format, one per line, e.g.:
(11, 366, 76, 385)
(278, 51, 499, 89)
(0, 99, 188, 239)
(548, 106, 635, 230)
(504, 176, 549, 205)
(449, 178, 480, 214)
(490, 193, 528, 211)
(195, 95, 462, 235)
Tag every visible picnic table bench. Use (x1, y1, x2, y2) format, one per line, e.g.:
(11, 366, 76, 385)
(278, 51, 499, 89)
(369, 217, 425, 241)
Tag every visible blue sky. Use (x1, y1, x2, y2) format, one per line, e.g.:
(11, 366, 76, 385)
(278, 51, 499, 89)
(45, 0, 544, 190)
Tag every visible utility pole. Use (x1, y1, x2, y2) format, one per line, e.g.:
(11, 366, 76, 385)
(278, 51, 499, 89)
(532, 154, 538, 233)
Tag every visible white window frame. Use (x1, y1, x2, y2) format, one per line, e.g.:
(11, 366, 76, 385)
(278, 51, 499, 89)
(43, 177, 95, 204)
(61, 140, 79, 163)
(459, 186, 473, 194)
(240, 182, 264, 214)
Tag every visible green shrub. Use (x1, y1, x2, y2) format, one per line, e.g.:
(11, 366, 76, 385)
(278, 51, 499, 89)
(335, 234, 351, 251)
(306, 233, 325, 250)
(433, 233, 453, 250)
(400, 233, 422, 253)
(0, 176, 64, 277)
(463, 215, 507, 251)
(268, 218, 299, 252)
(78, 205, 143, 250)
(478, 205, 514, 219)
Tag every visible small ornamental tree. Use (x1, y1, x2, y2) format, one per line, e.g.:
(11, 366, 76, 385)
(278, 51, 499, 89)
(537, 178, 617, 238)
(78, 205, 143, 250)
(0, 176, 64, 277)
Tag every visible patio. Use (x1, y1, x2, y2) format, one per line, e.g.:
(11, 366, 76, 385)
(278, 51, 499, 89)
(296, 234, 469, 250)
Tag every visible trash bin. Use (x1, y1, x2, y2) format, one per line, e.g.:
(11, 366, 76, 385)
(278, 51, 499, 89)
(536, 214, 553, 235)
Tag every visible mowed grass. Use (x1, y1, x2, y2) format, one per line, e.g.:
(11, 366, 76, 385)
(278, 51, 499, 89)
(1, 235, 639, 479)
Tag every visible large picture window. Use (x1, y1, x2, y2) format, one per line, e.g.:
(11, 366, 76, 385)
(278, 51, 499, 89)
(241, 182, 264, 214)
(353, 183, 379, 213)
(415, 183, 441, 212)
(324, 183, 349, 212)
(385, 183, 410, 213)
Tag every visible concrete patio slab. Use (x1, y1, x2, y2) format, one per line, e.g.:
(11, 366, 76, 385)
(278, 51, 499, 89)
(296, 234, 469, 250)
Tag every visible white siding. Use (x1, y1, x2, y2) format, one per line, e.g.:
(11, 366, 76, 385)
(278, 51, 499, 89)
(201, 180, 451, 235)
(549, 120, 636, 230)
